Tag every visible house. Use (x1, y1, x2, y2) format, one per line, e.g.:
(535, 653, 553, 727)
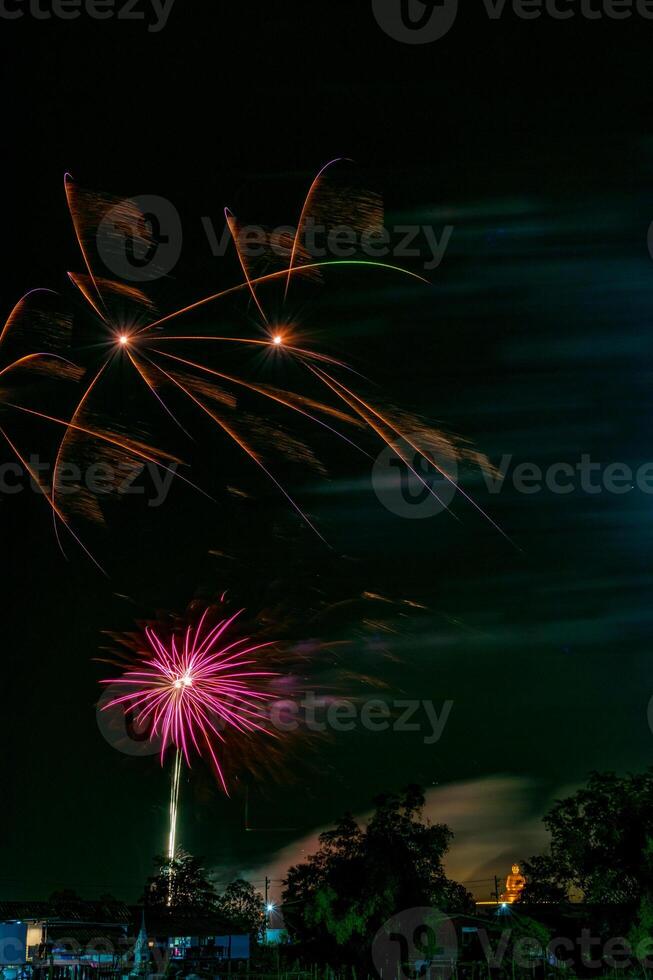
(131, 908, 250, 970)
(0, 900, 131, 967)
(0, 900, 250, 974)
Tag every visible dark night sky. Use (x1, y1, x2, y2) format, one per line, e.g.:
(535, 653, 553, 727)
(2, 1, 653, 903)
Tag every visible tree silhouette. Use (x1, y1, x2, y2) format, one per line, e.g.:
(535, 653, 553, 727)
(216, 879, 265, 937)
(520, 769, 653, 905)
(519, 854, 568, 905)
(143, 852, 218, 914)
(282, 785, 472, 965)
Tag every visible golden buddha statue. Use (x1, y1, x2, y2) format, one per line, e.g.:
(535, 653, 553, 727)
(501, 863, 526, 903)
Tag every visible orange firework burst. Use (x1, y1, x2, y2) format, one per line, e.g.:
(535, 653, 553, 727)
(3, 160, 506, 565)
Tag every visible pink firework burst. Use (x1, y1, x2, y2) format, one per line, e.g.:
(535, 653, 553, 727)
(101, 608, 276, 793)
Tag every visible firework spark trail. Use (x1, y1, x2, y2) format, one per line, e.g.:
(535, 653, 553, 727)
(7, 402, 208, 503)
(147, 348, 373, 459)
(133, 347, 328, 543)
(0, 351, 78, 379)
(224, 206, 269, 325)
(0, 290, 81, 383)
(168, 747, 182, 865)
(0, 290, 98, 556)
(50, 360, 109, 558)
(125, 347, 194, 438)
(284, 156, 349, 301)
(132, 259, 428, 336)
(306, 363, 515, 545)
(64, 172, 107, 316)
(0, 424, 106, 573)
(299, 362, 450, 513)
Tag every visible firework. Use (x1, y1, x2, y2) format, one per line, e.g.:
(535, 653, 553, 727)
(52, 166, 436, 547)
(100, 604, 281, 883)
(100, 607, 277, 790)
(97, 583, 435, 881)
(5, 161, 506, 564)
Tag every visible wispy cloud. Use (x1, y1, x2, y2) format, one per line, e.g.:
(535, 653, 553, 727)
(218, 776, 553, 904)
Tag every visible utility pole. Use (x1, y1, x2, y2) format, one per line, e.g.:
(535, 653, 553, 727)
(492, 875, 502, 904)
(264, 875, 272, 940)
